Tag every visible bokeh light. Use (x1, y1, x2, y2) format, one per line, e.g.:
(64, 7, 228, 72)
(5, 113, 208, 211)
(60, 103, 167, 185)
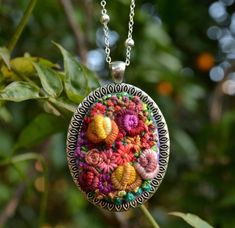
(209, 66, 224, 81)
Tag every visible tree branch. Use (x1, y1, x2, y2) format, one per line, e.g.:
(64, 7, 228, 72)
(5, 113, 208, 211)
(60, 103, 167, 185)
(59, 0, 87, 64)
(7, 0, 38, 53)
(0, 181, 27, 225)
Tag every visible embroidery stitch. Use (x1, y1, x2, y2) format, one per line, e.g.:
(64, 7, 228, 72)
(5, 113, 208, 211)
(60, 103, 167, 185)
(75, 92, 160, 205)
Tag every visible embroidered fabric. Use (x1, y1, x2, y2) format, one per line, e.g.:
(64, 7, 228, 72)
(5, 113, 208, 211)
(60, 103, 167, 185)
(75, 92, 159, 204)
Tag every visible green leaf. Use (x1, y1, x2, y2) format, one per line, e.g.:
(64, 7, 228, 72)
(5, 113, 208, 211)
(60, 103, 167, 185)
(54, 43, 88, 103)
(81, 65, 100, 91)
(172, 128, 199, 162)
(33, 63, 63, 97)
(169, 212, 213, 228)
(0, 106, 12, 123)
(0, 47, 10, 68)
(219, 189, 235, 207)
(15, 113, 68, 149)
(0, 81, 42, 102)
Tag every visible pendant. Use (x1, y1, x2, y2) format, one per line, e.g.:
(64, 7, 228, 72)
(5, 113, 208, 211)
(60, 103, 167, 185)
(66, 82, 170, 211)
(67, 61, 170, 211)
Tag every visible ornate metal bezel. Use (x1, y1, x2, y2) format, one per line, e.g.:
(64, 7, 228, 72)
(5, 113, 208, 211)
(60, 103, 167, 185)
(66, 83, 170, 212)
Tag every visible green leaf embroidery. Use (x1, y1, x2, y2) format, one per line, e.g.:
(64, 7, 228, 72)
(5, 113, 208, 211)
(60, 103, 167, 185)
(54, 43, 88, 103)
(15, 113, 68, 149)
(0, 81, 42, 102)
(169, 212, 213, 228)
(33, 63, 63, 97)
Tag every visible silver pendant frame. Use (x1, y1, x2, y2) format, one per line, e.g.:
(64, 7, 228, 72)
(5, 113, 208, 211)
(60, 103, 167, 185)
(66, 83, 170, 211)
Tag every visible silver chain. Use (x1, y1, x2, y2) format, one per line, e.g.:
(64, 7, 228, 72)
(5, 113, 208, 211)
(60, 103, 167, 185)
(100, 0, 136, 66)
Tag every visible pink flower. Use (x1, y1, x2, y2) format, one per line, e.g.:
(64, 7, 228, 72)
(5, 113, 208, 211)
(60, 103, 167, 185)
(98, 149, 118, 173)
(85, 149, 102, 166)
(129, 101, 136, 110)
(136, 103, 143, 112)
(133, 96, 140, 103)
(135, 149, 159, 179)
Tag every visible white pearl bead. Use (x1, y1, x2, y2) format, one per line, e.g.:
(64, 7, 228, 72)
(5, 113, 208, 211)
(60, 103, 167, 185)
(125, 38, 135, 47)
(100, 14, 110, 24)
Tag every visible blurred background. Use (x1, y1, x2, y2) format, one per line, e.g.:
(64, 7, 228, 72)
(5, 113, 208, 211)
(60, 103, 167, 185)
(0, 0, 235, 227)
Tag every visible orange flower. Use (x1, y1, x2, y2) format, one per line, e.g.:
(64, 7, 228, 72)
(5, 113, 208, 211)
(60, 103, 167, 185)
(111, 163, 142, 191)
(156, 81, 173, 96)
(86, 115, 119, 145)
(196, 52, 214, 71)
(105, 121, 119, 145)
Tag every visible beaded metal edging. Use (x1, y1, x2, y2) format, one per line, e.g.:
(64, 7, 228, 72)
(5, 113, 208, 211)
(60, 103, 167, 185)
(66, 83, 170, 212)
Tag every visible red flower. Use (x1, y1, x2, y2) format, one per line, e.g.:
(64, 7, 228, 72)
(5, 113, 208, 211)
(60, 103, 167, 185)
(84, 117, 92, 124)
(90, 103, 106, 116)
(116, 143, 136, 165)
(141, 131, 156, 149)
(115, 105, 121, 112)
(107, 100, 114, 106)
(79, 167, 99, 192)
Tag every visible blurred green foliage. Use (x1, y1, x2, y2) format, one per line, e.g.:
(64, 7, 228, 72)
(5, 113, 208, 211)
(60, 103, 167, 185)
(0, 0, 235, 227)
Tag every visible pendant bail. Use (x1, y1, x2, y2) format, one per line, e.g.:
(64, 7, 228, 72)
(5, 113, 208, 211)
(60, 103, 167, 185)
(109, 61, 126, 84)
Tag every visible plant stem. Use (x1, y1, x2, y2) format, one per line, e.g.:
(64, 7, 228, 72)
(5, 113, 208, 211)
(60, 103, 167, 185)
(0, 152, 43, 166)
(7, 0, 38, 53)
(59, 0, 87, 63)
(140, 205, 160, 228)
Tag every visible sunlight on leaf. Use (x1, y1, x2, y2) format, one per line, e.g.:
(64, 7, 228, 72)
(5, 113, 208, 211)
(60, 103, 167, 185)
(0, 81, 42, 102)
(54, 43, 88, 103)
(33, 63, 63, 97)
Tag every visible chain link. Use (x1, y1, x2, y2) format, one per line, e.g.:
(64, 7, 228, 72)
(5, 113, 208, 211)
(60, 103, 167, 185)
(100, 0, 136, 66)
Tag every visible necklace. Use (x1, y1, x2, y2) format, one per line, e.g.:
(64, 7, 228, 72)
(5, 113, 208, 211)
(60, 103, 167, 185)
(100, 0, 135, 80)
(66, 0, 170, 212)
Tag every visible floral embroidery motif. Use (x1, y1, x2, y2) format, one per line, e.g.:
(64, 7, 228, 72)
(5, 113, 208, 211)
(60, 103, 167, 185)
(75, 93, 159, 204)
(135, 149, 159, 179)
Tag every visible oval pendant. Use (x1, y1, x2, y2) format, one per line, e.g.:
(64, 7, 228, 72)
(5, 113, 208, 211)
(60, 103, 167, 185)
(66, 83, 170, 211)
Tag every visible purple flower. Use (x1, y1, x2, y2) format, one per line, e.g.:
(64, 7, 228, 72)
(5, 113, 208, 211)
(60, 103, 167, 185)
(124, 114, 139, 131)
(74, 147, 85, 159)
(77, 160, 88, 168)
(98, 174, 113, 194)
(116, 109, 145, 136)
(75, 130, 89, 159)
(76, 131, 88, 147)
(122, 96, 129, 102)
